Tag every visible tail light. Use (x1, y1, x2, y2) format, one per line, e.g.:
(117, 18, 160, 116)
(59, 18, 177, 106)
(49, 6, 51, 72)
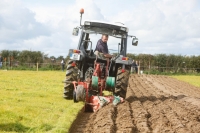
(73, 50, 80, 53)
(122, 57, 128, 61)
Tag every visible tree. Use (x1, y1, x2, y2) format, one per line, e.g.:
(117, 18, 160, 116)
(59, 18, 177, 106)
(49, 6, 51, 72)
(18, 50, 44, 65)
(1, 50, 9, 61)
(57, 55, 64, 60)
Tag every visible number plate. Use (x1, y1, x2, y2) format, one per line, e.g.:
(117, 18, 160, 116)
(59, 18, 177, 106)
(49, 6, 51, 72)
(70, 53, 80, 60)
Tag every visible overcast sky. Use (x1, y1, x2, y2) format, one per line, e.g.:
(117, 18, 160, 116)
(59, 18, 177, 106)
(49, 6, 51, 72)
(0, 0, 200, 57)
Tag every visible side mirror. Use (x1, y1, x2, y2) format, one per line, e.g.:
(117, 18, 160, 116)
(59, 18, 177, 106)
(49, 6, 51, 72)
(132, 38, 138, 46)
(72, 27, 79, 36)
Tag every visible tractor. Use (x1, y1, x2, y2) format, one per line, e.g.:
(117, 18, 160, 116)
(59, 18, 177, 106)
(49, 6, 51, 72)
(63, 9, 138, 112)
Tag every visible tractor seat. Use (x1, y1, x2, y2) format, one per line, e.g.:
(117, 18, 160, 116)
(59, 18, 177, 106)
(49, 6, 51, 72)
(80, 42, 95, 57)
(85, 49, 94, 56)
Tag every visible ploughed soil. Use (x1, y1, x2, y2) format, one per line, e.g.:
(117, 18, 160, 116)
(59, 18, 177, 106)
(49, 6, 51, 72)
(69, 75, 200, 133)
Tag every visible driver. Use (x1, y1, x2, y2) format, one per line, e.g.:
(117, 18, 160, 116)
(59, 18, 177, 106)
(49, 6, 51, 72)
(94, 34, 113, 59)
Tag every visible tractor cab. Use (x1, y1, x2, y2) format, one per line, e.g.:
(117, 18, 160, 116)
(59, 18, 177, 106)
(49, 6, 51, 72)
(73, 20, 138, 57)
(70, 18, 138, 79)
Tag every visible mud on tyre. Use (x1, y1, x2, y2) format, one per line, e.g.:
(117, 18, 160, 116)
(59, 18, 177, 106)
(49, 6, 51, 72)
(63, 60, 78, 99)
(115, 66, 130, 98)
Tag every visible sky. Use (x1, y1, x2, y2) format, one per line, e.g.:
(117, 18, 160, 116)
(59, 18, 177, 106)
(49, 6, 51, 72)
(0, 0, 200, 57)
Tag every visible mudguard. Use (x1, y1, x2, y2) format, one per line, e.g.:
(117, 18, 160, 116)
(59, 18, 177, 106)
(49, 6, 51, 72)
(115, 56, 133, 65)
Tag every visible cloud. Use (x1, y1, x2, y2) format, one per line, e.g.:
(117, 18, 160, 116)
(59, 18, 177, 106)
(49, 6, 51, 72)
(0, 0, 123, 54)
(106, 0, 200, 55)
(0, 0, 200, 57)
(0, 0, 50, 55)
(2, 0, 105, 57)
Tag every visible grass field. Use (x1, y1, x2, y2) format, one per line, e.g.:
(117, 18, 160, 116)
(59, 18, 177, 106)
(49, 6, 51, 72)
(0, 71, 83, 133)
(1, 71, 200, 133)
(172, 75, 200, 87)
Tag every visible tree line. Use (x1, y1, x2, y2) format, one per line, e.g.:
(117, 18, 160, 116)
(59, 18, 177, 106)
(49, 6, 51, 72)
(126, 53, 200, 73)
(0, 50, 200, 73)
(0, 50, 68, 70)
(127, 53, 200, 68)
(0, 50, 67, 64)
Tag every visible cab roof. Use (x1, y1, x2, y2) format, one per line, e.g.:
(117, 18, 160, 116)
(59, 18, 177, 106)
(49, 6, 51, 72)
(83, 20, 129, 33)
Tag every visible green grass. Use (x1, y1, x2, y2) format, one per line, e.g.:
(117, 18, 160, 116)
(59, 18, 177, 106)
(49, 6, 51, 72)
(0, 70, 83, 133)
(1, 71, 199, 133)
(172, 75, 200, 88)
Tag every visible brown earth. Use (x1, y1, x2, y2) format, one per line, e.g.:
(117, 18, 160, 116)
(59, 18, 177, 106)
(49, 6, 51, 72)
(69, 75, 200, 133)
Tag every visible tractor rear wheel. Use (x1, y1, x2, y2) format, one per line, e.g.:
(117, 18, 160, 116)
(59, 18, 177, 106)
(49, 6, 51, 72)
(63, 60, 78, 99)
(115, 67, 130, 98)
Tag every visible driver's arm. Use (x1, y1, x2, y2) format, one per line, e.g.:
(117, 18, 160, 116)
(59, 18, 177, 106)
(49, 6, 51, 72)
(104, 54, 113, 58)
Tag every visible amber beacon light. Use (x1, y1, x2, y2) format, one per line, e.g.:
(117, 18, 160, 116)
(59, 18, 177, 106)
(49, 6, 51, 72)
(80, 8, 84, 14)
(79, 8, 84, 26)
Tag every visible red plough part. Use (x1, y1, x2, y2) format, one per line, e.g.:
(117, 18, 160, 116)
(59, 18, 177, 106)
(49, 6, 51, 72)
(71, 61, 124, 112)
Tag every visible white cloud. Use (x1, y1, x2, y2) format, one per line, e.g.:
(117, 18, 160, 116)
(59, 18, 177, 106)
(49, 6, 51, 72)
(107, 0, 200, 55)
(0, 0, 50, 47)
(0, 0, 200, 57)
(15, 0, 105, 56)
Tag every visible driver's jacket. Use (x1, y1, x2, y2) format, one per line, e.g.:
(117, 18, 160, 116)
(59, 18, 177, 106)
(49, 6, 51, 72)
(94, 39, 109, 54)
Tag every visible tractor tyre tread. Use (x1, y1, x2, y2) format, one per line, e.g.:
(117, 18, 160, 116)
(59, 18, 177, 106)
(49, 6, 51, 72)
(63, 60, 78, 100)
(68, 60, 73, 64)
(115, 67, 130, 99)
(67, 64, 74, 70)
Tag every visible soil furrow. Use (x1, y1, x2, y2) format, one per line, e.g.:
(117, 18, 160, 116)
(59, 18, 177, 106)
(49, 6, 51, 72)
(115, 101, 136, 133)
(69, 75, 200, 133)
(129, 75, 189, 132)
(164, 98, 200, 131)
(91, 104, 116, 133)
